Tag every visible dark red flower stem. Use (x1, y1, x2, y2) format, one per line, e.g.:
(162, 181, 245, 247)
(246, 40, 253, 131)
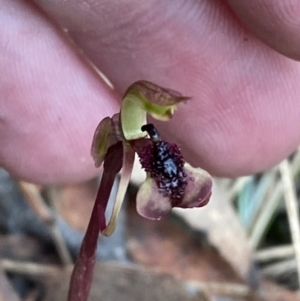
(67, 142, 123, 301)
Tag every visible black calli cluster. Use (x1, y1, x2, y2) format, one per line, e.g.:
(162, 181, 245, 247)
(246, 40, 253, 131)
(138, 124, 187, 204)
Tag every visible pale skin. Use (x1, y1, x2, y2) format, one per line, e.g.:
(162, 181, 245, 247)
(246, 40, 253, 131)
(1, 0, 300, 184)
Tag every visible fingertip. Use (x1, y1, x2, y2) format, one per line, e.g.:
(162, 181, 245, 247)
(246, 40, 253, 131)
(227, 0, 300, 60)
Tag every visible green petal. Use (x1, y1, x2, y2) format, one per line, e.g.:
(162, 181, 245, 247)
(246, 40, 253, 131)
(121, 80, 190, 141)
(102, 145, 135, 236)
(91, 114, 122, 167)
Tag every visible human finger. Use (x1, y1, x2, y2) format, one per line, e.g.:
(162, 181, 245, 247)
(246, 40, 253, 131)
(226, 0, 300, 60)
(31, 0, 300, 177)
(0, 0, 118, 184)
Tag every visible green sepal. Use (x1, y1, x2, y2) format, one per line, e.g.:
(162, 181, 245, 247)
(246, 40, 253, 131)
(121, 80, 190, 141)
(91, 114, 122, 167)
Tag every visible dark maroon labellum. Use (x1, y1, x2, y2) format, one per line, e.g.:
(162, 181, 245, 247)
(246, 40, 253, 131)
(139, 124, 187, 204)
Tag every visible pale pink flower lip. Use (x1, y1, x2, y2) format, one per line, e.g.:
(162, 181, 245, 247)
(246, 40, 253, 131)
(136, 161, 213, 220)
(133, 126, 212, 220)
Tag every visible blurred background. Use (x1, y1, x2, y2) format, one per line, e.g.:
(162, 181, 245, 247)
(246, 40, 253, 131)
(0, 148, 299, 301)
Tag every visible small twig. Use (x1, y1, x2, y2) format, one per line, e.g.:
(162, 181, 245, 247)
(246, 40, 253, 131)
(0, 260, 64, 278)
(227, 176, 253, 202)
(261, 258, 297, 277)
(247, 170, 277, 233)
(249, 176, 282, 249)
(18, 182, 72, 266)
(279, 160, 300, 290)
(255, 245, 295, 262)
(18, 182, 52, 221)
(185, 280, 250, 297)
(250, 151, 300, 249)
(290, 148, 300, 178)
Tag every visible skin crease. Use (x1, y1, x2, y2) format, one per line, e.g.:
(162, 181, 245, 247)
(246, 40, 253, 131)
(1, 0, 300, 184)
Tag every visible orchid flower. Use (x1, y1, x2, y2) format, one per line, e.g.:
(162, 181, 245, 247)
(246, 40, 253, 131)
(67, 80, 212, 301)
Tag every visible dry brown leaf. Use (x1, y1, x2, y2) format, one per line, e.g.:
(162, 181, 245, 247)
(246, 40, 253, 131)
(45, 262, 209, 301)
(126, 197, 241, 284)
(173, 180, 254, 284)
(52, 179, 98, 232)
